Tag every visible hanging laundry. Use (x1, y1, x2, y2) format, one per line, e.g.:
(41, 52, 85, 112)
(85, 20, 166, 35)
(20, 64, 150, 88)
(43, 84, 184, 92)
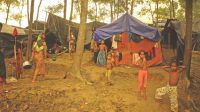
(116, 51, 122, 61)
(132, 53, 140, 65)
(148, 49, 153, 60)
(131, 33, 142, 42)
(121, 32, 126, 45)
(114, 34, 122, 42)
(144, 51, 151, 61)
(154, 42, 159, 48)
(128, 32, 133, 42)
(152, 47, 156, 57)
(112, 35, 118, 49)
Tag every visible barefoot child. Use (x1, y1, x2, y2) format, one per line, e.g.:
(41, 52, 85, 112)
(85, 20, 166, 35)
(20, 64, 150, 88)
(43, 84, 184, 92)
(105, 53, 114, 82)
(155, 62, 185, 112)
(136, 51, 148, 100)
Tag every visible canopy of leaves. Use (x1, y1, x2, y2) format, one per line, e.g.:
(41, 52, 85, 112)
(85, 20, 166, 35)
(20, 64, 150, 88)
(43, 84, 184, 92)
(46, 2, 64, 14)
(10, 13, 23, 21)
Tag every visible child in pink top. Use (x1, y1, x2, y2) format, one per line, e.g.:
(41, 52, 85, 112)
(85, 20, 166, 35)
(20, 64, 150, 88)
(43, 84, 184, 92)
(136, 51, 148, 100)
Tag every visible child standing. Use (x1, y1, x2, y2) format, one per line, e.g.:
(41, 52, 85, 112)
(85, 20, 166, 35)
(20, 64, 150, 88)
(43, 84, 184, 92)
(105, 53, 114, 82)
(137, 51, 148, 100)
(155, 62, 185, 112)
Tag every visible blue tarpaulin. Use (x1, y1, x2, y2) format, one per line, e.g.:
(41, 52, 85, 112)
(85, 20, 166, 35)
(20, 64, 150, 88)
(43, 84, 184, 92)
(93, 13, 161, 42)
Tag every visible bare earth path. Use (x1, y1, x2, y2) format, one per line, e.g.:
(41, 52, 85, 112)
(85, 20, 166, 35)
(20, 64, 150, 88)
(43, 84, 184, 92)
(0, 52, 171, 112)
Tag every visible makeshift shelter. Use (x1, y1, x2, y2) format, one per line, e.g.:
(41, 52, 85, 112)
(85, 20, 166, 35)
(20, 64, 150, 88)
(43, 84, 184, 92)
(46, 13, 106, 50)
(1, 23, 26, 35)
(85, 21, 106, 49)
(93, 13, 162, 66)
(161, 19, 200, 64)
(0, 24, 38, 57)
(33, 20, 46, 30)
(47, 13, 67, 46)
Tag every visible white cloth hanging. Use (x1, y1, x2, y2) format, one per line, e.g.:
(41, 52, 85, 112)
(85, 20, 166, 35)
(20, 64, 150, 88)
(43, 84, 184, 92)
(112, 35, 118, 49)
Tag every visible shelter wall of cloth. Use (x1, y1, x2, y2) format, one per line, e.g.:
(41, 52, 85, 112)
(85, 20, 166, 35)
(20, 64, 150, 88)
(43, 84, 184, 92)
(115, 32, 162, 66)
(47, 13, 67, 46)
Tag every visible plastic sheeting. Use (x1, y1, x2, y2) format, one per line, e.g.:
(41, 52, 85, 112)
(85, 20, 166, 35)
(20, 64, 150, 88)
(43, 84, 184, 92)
(47, 13, 67, 46)
(93, 13, 161, 42)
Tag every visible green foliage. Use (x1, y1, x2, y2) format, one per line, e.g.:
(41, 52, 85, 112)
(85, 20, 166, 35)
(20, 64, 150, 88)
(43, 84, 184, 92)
(136, 0, 180, 24)
(2, 0, 20, 7)
(46, 2, 64, 14)
(178, 0, 200, 20)
(10, 13, 23, 21)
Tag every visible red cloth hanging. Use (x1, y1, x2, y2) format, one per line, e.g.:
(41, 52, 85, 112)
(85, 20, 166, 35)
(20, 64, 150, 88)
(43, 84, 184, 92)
(17, 48, 23, 74)
(12, 27, 18, 38)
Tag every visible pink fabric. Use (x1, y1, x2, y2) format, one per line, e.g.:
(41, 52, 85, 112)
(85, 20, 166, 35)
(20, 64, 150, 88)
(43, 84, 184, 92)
(138, 70, 148, 91)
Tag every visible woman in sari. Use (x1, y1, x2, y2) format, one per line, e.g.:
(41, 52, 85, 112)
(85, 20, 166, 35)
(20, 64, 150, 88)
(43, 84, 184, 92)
(97, 40, 107, 65)
(31, 34, 47, 82)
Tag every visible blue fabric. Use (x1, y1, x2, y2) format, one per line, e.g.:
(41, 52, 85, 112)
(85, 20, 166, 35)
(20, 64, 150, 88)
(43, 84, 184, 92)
(93, 13, 161, 42)
(97, 50, 106, 65)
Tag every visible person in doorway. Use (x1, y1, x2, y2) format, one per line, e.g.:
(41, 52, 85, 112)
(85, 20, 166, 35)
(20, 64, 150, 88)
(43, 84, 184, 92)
(97, 40, 107, 66)
(30, 34, 47, 83)
(155, 62, 185, 112)
(136, 51, 148, 100)
(69, 32, 75, 58)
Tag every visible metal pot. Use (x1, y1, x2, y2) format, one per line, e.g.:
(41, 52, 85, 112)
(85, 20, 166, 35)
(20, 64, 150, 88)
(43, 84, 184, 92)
(23, 61, 32, 69)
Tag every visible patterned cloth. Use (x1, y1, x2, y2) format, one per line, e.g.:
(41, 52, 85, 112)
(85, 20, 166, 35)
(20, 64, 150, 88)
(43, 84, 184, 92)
(33, 41, 47, 75)
(155, 84, 178, 112)
(97, 50, 106, 65)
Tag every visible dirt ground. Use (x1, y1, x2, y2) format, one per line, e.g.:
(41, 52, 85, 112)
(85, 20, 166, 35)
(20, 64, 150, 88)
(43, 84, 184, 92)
(1, 51, 176, 112)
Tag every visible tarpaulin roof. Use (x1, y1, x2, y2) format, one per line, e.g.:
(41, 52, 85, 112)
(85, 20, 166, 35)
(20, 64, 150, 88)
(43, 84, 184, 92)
(93, 13, 161, 42)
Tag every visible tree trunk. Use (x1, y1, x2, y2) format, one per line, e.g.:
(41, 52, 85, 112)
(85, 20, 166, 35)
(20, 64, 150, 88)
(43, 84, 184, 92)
(125, 0, 128, 13)
(26, 0, 34, 61)
(64, 0, 67, 19)
(36, 0, 43, 30)
(5, 4, 11, 24)
(178, 0, 193, 111)
(70, 0, 88, 81)
(70, 0, 74, 21)
(171, 0, 175, 18)
(170, 0, 172, 19)
(68, 0, 74, 42)
(27, 0, 30, 25)
(130, 0, 134, 15)
(156, 0, 159, 28)
(95, 2, 97, 21)
(110, 2, 113, 22)
(117, 0, 119, 18)
(19, 0, 25, 27)
(148, 2, 154, 25)
(36, 0, 42, 21)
